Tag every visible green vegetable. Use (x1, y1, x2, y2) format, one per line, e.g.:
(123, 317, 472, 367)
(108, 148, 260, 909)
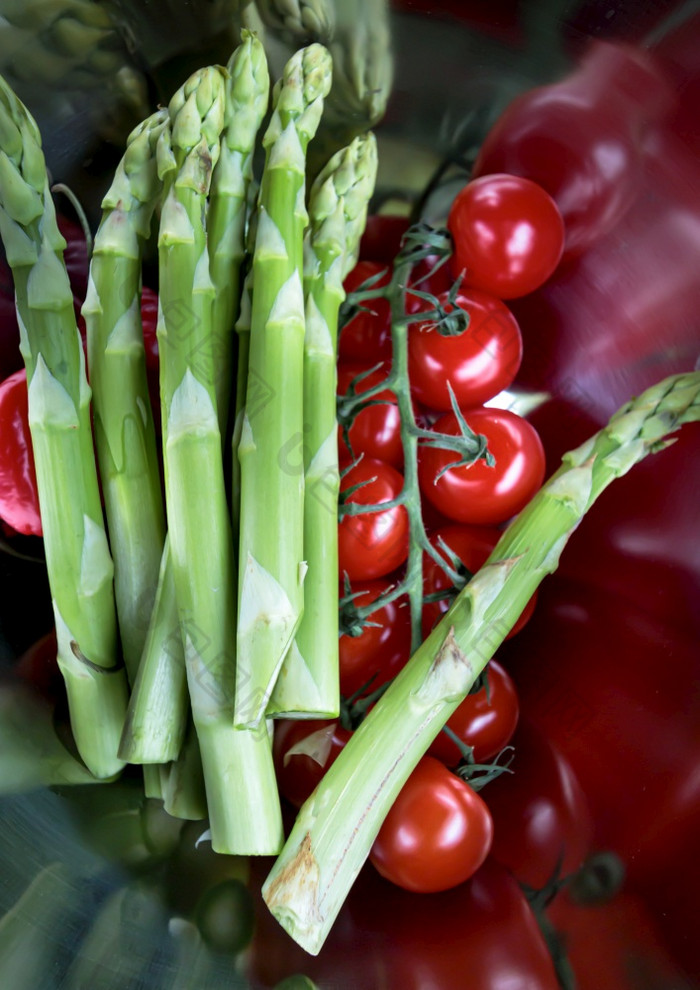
(208, 30, 269, 429)
(157, 63, 282, 854)
(269, 131, 378, 716)
(0, 73, 128, 778)
(235, 42, 332, 727)
(263, 371, 700, 954)
(82, 108, 170, 685)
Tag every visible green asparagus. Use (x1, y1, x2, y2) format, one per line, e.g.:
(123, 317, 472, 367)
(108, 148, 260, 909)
(235, 42, 332, 728)
(268, 131, 377, 716)
(158, 64, 282, 853)
(263, 371, 700, 954)
(208, 30, 269, 429)
(82, 108, 170, 685)
(0, 73, 128, 778)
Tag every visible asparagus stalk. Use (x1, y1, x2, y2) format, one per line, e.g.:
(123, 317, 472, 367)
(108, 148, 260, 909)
(158, 65, 282, 853)
(255, 0, 336, 45)
(0, 74, 128, 778)
(208, 30, 269, 430)
(119, 537, 188, 763)
(268, 132, 378, 716)
(235, 43, 333, 728)
(162, 716, 208, 821)
(308, 0, 393, 176)
(82, 109, 170, 684)
(263, 371, 700, 953)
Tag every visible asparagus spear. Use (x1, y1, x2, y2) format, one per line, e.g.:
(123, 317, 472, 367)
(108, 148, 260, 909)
(263, 371, 700, 953)
(255, 0, 335, 45)
(235, 43, 333, 728)
(208, 30, 269, 430)
(158, 64, 282, 853)
(0, 74, 128, 778)
(268, 132, 378, 716)
(125, 35, 269, 767)
(82, 108, 170, 684)
(308, 0, 393, 176)
(119, 536, 188, 763)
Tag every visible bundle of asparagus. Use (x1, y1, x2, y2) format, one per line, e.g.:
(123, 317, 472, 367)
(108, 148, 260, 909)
(0, 31, 378, 854)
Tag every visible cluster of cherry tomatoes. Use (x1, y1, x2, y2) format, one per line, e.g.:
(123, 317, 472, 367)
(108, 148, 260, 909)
(274, 173, 571, 895)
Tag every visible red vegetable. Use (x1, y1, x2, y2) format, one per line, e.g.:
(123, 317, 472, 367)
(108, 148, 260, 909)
(338, 261, 393, 362)
(447, 174, 565, 299)
(337, 363, 402, 468)
(248, 856, 560, 989)
(473, 41, 673, 257)
(418, 406, 545, 525)
(422, 523, 537, 639)
(484, 716, 594, 890)
(273, 718, 351, 809)
(338, 580, 411, 698)
(408, 287, 522, 410)
(428, 659, 519, 765)
(0, 369, 42, 536)
(337, 457, 409, 581)
(369, 756, 493, 893)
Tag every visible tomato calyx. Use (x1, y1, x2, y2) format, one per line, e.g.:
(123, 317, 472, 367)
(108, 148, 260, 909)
(448, 730, 516, 792)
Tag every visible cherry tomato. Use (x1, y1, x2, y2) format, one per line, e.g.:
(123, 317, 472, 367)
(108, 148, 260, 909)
(338, 261, 393, 362)
(448, 174, 565, 299)
(339, 580, 411, 698)
(483, 716, 594, 890)
(273, 718, 351, 808)
(418, 407, 546, 525)
(408, 288, 522, 410)
(370, 756, 493, 893)
(337, 363, 403, 468)
(338, 458, 409, 581)
(428, 660, 519, 765)
(0, 369, 42, 537)
(423, 523, 538, 638)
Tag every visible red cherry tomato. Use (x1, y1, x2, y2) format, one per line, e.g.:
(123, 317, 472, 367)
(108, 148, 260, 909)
(428, 660, 519, 765)
(370, 756, 494, 893)
(339, 581, 411, 698)
(448, 174, 565, 299)
(408, 287, 522, 411)
(484, 716, 594, 889)
(338, 458, 409, 581)
(337, 363, 403, 468)
(423, 523, 538, 638)
(273, 718, 351, 808)
(0, 369, 42, 537)
(339, 261, 393, 362)
(418, 407, 545, 525)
